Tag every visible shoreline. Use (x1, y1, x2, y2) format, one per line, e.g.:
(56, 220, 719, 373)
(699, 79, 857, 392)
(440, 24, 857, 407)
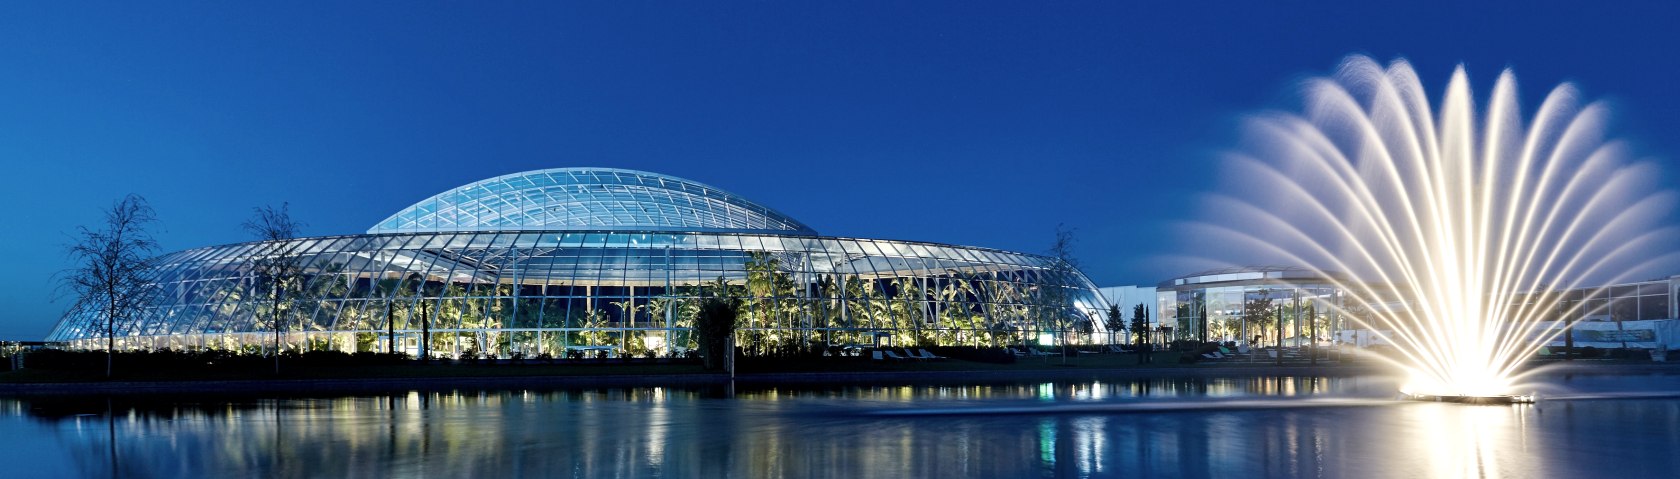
(2, 361, 1672, 395)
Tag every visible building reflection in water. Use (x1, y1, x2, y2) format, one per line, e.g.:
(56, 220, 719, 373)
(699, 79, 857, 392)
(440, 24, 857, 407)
(5, 374, 1676, 478)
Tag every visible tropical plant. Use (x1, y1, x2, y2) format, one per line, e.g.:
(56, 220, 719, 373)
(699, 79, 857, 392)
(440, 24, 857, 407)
(373, 276, 412, 355)
(612, 299, 648, 356)
(1245, 289, 1276, 346)
(694, 278, 740, 371)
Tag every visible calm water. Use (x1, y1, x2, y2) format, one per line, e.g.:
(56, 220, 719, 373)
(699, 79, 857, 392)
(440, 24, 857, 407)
(2, 371, 1678, 478)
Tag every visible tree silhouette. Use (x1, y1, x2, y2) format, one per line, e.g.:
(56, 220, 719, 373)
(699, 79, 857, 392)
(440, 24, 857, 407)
(1104, 303, 1125, 345)
(60, 194, 158, 378)
(243, 203, 306, 374)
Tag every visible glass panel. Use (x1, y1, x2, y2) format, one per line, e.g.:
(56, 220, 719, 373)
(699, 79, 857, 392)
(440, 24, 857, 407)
(1639, 294, 1669, 321)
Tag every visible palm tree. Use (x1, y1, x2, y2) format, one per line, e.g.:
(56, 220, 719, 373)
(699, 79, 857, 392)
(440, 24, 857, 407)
(373, 277, 413, 355)
(611, 299, 646, 356)
(694, 293, 739, 371)
(743, 253, 782, 354)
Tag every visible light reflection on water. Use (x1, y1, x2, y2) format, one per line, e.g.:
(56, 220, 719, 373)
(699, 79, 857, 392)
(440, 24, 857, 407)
(0, 373, 1677, 478)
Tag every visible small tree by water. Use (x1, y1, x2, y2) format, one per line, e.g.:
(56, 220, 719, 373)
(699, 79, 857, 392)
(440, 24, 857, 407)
(59, 194, 159, 378)
(243, 203, 306, 374)
(1045, 224, 1080, 360)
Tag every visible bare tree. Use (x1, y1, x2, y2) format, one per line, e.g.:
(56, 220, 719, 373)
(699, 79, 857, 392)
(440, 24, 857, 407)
(60, 194, 159, 378)
(1049, 223, 1078, 269)
(1044, 224, 1080, 361)
(243, 203, 306, 374)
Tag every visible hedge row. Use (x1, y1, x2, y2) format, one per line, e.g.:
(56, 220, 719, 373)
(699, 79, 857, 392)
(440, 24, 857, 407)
(23, 349, 411, 372)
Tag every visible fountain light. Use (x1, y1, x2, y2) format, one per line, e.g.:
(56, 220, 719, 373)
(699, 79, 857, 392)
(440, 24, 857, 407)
(1206, 55, 1675, 399)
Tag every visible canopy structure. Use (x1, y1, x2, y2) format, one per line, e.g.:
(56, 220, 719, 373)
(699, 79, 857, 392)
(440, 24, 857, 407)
(370, 168, 816, 235)
(50, 168, 1109, 358)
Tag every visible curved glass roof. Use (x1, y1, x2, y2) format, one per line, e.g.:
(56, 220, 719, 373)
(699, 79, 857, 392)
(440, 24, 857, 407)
(370, 168, 817, 235)
(1159, 265, 1345, 289)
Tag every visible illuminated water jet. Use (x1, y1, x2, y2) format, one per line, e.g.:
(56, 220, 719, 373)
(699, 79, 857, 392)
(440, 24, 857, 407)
(1204, 56, 1676, 398)
(1399, 390, 1535, 405)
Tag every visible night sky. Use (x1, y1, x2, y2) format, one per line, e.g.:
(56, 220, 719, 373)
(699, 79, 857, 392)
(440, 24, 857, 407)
(3, 2, 1678, 339)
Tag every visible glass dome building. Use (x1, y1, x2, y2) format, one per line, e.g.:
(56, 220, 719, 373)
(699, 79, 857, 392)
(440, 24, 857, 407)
(49, 168, 1108, 358)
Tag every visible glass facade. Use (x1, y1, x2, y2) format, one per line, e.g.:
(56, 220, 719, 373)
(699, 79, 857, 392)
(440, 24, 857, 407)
(1510, 279, 1675, 323)
(48, 168, 1107, 357)
(1155, 267, 1346, 347)
(1155, 267, 1680, 348)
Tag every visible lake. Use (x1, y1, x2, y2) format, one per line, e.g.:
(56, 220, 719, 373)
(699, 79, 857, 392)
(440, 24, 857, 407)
(2, 370, 1677, 478)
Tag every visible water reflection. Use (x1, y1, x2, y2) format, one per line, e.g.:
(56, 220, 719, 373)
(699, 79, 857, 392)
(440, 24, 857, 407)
(2, 373, 1677, 478)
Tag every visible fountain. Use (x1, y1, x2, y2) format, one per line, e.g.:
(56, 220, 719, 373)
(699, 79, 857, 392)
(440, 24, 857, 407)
(1202, 56, 1675, 401)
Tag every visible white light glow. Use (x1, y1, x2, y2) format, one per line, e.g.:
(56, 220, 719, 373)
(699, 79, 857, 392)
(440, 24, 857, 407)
(1216, 56, 1673, 397)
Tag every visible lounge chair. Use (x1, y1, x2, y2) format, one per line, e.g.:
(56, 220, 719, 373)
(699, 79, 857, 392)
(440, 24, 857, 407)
(915, 349, 946, 360)
(872, 351, 885, 361)
(882, 350, 908, 361)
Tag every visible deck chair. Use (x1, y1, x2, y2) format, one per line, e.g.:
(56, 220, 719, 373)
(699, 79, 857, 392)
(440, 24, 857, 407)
(872, 351, 885, 361)
(883, 350, 908, 361)
(916, 349, 946, 360)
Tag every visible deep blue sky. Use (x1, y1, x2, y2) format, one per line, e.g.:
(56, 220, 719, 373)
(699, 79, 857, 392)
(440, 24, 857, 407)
(2, 2, 1678, 339)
